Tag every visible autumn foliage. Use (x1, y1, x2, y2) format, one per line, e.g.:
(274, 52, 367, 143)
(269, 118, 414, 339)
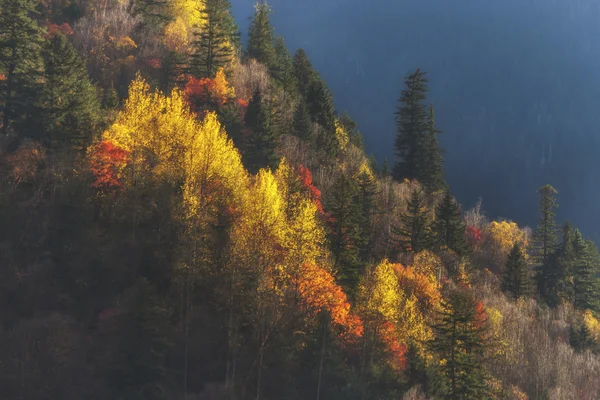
(297, 165, 324, 214)
(46, 22, 73, 38)
(296, 263, 363, 344)
(184, 69, 235, 112)
(89, 140, 130, 190)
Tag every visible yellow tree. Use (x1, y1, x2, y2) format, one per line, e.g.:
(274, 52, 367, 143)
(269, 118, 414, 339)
(486, 220, 529, 268)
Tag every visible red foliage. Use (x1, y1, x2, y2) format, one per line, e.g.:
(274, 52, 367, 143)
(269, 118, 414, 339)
(147, 58, 161, 69)
(465, 226, 484, 249)
(378, 321, 408, 372)
(89, 141, 130, 190)
(474, 300, 488, 330)
(184, 75, 230, 113)
(296, 263, 364, 345)
(46, 22, 73, 38)
(0, 74, 6, 81)
(297, 165, 323, 214)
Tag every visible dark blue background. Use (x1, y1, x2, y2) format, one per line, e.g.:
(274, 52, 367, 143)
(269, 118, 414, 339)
(231, 0, 600, 242)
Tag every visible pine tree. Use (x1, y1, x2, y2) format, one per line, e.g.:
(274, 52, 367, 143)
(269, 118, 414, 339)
(307, 77, 338, 157)
(246, 1, 276, 69)
(0, 0, 44, 132)
(326, 172, 361, 292)
(535, 184, 559, 301)
(430, 289, 494, 399)
(112, 278, 170, 400)
(244, 87, 278, 173)
(573, 236, 600, 312)
(38, 33, 100, 149)
(356, 169, 378, 262)
(392, 188, 434, 253)
(189, 0, 238, 79)
(434, 190, 469, 257)
(131, 0, 172, 34)
(292, 98, 312, 140)
(381, 158, 390, 177)
(570, 322, 597, 353)
(392, 69, 428, 183)
(272, 37, 297, 100)
(419, 104, 446, 192)
(541, 223, 581, 307)
(292, 48, 316, 99)
(501, 243, 532, 300)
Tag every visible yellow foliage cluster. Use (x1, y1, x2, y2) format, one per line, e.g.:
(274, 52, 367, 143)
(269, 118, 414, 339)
(412, 250, 443, 284)
(486, 220, 529, 265)
(359, 260, 441, 362)
(164, 0, 206, 53)
(334, 119, 350, 151)
(213, 68, 236, 100)
(583, 310, 600, 341)
(164, 18, 190, 53)
(101, 75, 248, 218)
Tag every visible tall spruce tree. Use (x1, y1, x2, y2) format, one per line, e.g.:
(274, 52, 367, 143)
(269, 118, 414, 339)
(38, 33, 100, 149)
(393, 188, 434, 253)
(307, 77, 338, 157)
(430, 288, 494, 399)
(573, 236, 600, 312)
(326, 172, 361, 293)
(535, 184, 559, 301)
(543, 223, 577, 307)
(189, 0, 238, 78)
(392, 69, 428, 183)
(356, 169, 378, 262)
(272, 37, 297, 100)
(0, 0, 44, 132)
(244, 87, 278, 173)
(419, 104, 446, 192)
(292, 98, 312, 140)
(131, 0, 171, 34)
(246, 1, 276, 69)
(292, 48, 316, 98)
(501, 243, 532, 300)
(434, 190, 469, 257)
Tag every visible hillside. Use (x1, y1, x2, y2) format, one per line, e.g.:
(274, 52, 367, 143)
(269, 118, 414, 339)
(1, 0, 600, 399)
(230, 0, 600, 243)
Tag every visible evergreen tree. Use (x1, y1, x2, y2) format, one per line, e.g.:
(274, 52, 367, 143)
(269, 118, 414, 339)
(339, 111, 364, 149)
(307, 77, 338, 157)
(246, 1, 276, 69)
(189, 0, 238, 78)
(326, 172, 361, 292)
(430, 288, 494, 399)
(112, 278, 170, 400)
(434, 190, 469, 257)
(501, 243, 532, 300)
(159, 50, 187, 93)
(131, 0, 171, 34)
(419, 104, 446, 192)
(570, 322, 597, 353)
(0, 0, 44, 132)
(292, 48, 316, 98)
(392, 69, 428, 183)
(546, 223, 577, 306)
(573, 236, 600, 312)
(535, 184, 559, 301)
(244, 87, 278, 173)
(356, 169, 378, 262)
(272, 36, 297, 100)
(38, 33, 100, 149)
(392, 188, 434, 253)
(381, 158, 390, 177)
(292, 98, 312, 140)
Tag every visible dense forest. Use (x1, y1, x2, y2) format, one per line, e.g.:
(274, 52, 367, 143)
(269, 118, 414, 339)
(1, 0, 600, 399)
